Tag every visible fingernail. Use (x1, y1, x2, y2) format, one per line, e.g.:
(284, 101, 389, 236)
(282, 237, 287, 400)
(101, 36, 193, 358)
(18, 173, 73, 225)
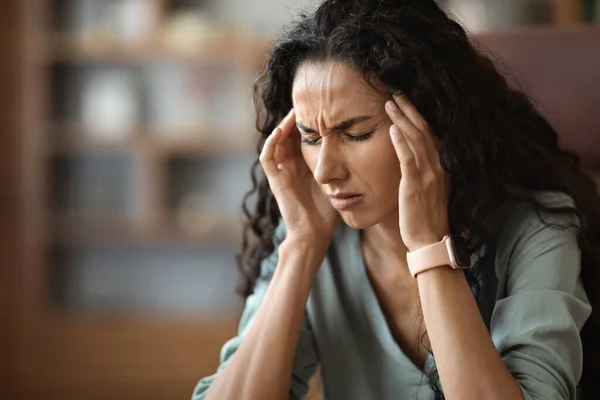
(390, 124, 400, 139)
(385, 100, 398, 111)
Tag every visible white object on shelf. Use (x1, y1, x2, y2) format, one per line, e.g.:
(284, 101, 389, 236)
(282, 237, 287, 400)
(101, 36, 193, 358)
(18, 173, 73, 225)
(69, 0, 161, 48)
(81, 69, 140, 142)
(210, 67, 254, 131)
(161, 11, 216, 53)
(444, 0, 549, 32)
(144, 63, 215, 138)
(110, 0, 161, 47)
(444, 0, 488, 31)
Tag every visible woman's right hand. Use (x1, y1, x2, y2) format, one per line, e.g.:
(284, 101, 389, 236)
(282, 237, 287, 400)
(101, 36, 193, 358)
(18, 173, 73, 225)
(260, 109, 341, 243)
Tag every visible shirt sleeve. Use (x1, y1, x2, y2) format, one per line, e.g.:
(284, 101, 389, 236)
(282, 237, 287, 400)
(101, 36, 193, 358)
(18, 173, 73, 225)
(192, 220, 320, 400)
(490, 197, 592, 400)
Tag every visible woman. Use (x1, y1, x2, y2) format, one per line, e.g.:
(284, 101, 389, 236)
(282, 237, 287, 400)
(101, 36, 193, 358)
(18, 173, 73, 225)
(194, 0, 600, 399)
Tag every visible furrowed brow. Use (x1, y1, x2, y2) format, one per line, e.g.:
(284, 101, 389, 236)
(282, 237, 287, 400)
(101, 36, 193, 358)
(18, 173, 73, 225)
(296, 115, 373, 133)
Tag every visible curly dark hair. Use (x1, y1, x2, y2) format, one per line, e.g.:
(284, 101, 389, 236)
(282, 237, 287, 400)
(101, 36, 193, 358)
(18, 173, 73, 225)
(235, 0, 600, 398)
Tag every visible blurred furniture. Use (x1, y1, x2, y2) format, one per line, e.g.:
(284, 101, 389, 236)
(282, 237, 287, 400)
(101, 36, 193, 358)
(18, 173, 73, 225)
(0, 2, 28, 400)
(9, 1, 267, 400)
(553, 0, 600, 25)
(477, 26, 600, 188)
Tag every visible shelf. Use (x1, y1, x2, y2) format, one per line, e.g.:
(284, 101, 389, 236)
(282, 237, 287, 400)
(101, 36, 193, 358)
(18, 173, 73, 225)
(48, 124, 257, 158)
(18, 3, 269, 400)
(43, 34, 270, 67)
(30, 314, 240, 399)
(49, 213, 148, 245)
(552, 0, 582, 25)
(49, 135, 144, 156)
(149, 133, 258, 158)
(48, 212, 244, 248)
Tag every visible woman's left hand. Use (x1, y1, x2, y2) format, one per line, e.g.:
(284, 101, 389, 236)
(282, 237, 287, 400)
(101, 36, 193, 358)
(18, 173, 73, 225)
(385, 93, 451, 253)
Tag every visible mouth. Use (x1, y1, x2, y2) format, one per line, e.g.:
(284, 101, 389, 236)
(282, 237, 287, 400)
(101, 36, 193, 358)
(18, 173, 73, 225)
(328, 193, 365, 210)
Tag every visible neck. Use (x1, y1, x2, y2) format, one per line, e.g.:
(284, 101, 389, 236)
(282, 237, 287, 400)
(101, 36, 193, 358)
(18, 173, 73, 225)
(361, 208, 407, 257)
(360, 208, 413, 282)
(360, 208, 418, 301)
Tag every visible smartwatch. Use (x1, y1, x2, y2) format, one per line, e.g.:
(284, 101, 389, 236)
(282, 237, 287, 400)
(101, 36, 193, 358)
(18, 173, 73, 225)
(407, 235, 471, 278)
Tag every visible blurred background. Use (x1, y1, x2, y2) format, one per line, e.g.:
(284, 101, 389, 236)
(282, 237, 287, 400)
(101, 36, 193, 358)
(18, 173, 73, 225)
(0, 0, 598, 399)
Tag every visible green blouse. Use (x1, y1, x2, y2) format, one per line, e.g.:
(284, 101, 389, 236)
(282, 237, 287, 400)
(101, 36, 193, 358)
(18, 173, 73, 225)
(193, 192, 592, 400)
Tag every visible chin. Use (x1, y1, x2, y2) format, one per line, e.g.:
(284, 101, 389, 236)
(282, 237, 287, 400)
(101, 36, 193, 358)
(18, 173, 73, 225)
(339, 211, 381, 230)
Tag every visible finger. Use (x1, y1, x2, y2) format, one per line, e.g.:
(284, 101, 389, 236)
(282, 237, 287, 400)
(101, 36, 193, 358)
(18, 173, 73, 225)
(393, 93, 429, 133)
(392, 94, 443, 173)
(276, 109, 297, 164)
(291, 125, 302, 153)
(260, 127, 283, 176)
(390, 124, 420, 194)
(278, 109, 296, 141)
(262, 109, 295, 167)
(274, 136, 286, 165)
(386, 99, 431, 173)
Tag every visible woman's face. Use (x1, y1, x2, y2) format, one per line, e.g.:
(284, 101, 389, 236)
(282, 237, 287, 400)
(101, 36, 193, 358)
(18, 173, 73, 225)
(292, 61, 401, 229)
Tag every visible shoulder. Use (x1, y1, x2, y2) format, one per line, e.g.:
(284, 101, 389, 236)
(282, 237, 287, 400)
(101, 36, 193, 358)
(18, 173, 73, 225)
(492, 191, 582, 295)
(494, 191, 579, 253)
(484, 193, 591, 400)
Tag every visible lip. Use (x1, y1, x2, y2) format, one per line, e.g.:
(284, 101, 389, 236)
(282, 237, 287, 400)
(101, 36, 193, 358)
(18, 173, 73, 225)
(328, 193, 364, 210)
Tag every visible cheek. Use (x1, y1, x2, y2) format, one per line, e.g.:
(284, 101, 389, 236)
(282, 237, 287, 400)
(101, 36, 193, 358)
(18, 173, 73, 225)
(300, 146, 318, 173)
(370, 156, 400, 187)
(365, 138, 401, 195)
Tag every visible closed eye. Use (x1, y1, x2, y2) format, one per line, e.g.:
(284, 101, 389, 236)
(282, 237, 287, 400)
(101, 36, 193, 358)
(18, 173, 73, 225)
(301, 137, 320, 146)
(347, 130, 375, 142)
(301, 130, 375, 146)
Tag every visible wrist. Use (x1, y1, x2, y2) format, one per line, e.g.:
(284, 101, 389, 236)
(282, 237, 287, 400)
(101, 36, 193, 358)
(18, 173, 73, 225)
(282, 234, 330, 253)
(279, 237, 329, 274)
(407, 234, 470, 278)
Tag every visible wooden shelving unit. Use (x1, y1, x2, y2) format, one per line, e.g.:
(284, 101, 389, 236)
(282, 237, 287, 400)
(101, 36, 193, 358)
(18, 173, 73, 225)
(45, 33, 270, 67)
(553, 0, 600, 24)
(13, 1, 264, 399)
(34, 315, 238, 400)
(48, 211, 243, 248)
(47, 124, 256, 157)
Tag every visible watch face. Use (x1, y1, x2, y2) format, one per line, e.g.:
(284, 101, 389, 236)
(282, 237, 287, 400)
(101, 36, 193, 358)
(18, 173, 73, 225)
(450, 236, 471, 267)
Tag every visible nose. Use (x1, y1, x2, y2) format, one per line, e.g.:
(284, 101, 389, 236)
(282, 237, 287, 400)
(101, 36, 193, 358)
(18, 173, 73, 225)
(313, 138, 348, 185)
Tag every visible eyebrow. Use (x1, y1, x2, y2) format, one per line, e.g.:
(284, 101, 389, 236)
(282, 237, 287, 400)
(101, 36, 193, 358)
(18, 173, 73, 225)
(296, 115, 373, 133)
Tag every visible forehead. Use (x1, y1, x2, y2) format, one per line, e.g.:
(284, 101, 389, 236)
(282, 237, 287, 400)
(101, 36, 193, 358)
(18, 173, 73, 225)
(291, 61, 386, 119)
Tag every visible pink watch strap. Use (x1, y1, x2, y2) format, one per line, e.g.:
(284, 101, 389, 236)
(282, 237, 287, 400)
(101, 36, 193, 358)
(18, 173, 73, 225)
(407, 235, 454, 278)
